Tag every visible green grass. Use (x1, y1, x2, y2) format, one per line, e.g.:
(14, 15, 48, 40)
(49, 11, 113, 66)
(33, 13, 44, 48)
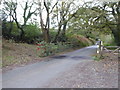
(92, 54, 104, 61)
(2, 39, 39, 68)
(2, 56, 15, 67)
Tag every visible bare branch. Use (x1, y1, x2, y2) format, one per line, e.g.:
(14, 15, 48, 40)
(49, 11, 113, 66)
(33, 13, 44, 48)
(50, 1, 58, 14)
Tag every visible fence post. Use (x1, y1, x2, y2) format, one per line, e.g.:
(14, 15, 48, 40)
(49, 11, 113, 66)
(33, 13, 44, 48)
(101, 41, 103, 56)
(96, 40, 103, 58)
(118, 48, 120, 60)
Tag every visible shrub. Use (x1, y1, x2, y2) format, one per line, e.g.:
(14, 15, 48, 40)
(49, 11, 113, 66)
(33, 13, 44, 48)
(36, 41, 72, 57)
(24, 24, 41, 43)
(3, 22, 42, 43)
(49, 31, 57, 42)
(88, 38, 95, 44)
(2, 22, 20, 39)
(67, 34, 92, 47)
(10, 23, 20, 36)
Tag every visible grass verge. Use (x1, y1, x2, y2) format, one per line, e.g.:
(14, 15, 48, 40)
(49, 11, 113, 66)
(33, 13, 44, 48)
(2, 39, 82, 71)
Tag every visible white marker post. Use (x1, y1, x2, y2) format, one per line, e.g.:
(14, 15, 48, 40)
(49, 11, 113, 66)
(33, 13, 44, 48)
(97, 44, 99, 54)
(96, 40, 103, 58)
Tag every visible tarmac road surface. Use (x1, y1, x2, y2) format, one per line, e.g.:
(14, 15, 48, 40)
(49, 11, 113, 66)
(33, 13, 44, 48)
(2, 45, 117, 88)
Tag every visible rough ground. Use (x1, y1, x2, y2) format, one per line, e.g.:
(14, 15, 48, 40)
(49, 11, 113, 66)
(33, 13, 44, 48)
(43, 52, 118, 88)
(2, 39, 41, 69)
(2, 46, 118, 88)
(2, 39, 78, 71)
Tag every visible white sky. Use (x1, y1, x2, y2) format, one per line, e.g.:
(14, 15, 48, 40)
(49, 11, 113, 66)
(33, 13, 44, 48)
(15, 0, 86, 25)
(1, 0, 120, 26)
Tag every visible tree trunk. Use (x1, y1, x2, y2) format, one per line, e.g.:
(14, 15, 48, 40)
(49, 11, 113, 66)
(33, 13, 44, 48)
(113, 1, 120, 46)
(61, 22, 67, 39)
(19, 28, 25, 41)
(43, 28, 50, 43)
(12, 14, 25, 41)
(115, 1, 120, 46)
(8, 15, 13, 38)
(8, 21, 13, 38)
(53, 24, 62, 43)
(110, 1, 120, 46)
(115, 24, 120, 46)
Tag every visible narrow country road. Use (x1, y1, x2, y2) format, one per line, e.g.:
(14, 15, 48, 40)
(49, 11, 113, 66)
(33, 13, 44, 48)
(2, 45, 118, 88)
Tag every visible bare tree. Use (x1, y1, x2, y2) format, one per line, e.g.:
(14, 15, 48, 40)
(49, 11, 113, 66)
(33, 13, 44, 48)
(3, 0, 37, 41)
(2, 0, 15, 38)
(37, 0, 58, 43)
(52, 0, 79, 42)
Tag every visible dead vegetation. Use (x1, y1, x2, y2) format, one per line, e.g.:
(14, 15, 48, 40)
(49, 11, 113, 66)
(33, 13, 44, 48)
(2, 39, 43, 71)
(2, 39, 79, 71)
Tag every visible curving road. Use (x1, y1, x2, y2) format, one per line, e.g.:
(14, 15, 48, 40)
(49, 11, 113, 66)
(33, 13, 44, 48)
(2, 45, 118, 88)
